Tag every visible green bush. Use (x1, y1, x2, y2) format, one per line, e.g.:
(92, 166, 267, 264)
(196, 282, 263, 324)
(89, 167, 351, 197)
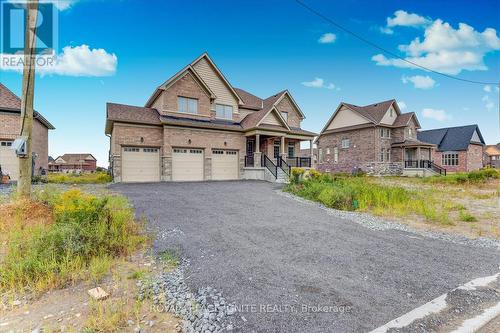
(290, 167, 305, 184)
(0, 189, 145, 293)
(48, 171, 112, 184)
(423, 169, 499, 185)
(459, 210, 478, 222)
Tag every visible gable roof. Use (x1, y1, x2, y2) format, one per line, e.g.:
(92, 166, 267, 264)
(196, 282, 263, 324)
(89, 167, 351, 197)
(240, 90, 290, 130)
(0, 83, 55, 129)
(485, 144, 500, 156)
(145, 53, 243, 107)
(234, 88, 263, 110)
(392, 112, 420, 128)
(417, 125, 485, 151)
(57, 154, 97, 164)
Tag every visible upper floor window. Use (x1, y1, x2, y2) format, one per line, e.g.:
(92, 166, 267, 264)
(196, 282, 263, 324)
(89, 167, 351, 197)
(379, 148, 385, 162)
(406, 127, 414, 139)
(442, 152, 458, 166)
(281, 112, 288, 122)
(333, 147, 339, 163)
(178, 96, 198, 114)
(216, 104, 233, 120)
(319, 148, 324, 163)
(380, 128, 391, 138)
(341, 138, 350, 149)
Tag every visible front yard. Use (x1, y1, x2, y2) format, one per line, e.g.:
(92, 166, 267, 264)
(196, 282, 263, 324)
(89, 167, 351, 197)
(286, 168, 499, 239)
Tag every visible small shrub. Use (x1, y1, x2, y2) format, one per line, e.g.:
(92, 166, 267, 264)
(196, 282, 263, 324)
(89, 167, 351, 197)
(290, 167, 305, 184)
(459, 210, 478, 222)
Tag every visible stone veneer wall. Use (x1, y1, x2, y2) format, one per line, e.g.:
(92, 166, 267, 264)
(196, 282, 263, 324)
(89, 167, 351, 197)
(361, 162, 403, 176)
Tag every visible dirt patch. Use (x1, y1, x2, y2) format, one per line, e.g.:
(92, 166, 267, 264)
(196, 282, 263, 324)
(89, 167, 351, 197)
(0, 251, 181, 332)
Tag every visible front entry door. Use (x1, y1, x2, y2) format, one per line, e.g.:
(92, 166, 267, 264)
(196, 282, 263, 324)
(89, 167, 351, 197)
(246, 138, 255, 156)
(273, 140, 281, 160)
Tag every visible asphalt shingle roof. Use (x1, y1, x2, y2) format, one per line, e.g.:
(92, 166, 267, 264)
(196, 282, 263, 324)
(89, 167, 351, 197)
(417, 125, 485, 151)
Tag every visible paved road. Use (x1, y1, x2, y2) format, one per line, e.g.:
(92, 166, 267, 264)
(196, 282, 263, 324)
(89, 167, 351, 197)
(112, 181, 499, 333)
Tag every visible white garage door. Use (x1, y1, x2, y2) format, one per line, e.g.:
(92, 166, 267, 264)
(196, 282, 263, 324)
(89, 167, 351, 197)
(0, 141, 18, 181)
(122, 147, 160, 182)
(172, 148, 204, 181)
(212, 150, 239, 180)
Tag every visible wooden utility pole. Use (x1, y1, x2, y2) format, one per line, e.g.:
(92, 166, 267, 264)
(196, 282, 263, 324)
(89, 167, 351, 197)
(18, 0, 39, 197)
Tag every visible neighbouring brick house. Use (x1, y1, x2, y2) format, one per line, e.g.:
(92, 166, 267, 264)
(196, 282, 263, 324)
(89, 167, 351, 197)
(315, 99, 443, 176)
(105, 53, 316, 182)
(484, 144, 500, 168)
(0, 83, 55, 181)
(48, 153, 97, 173)
(417, 125, 485, 172)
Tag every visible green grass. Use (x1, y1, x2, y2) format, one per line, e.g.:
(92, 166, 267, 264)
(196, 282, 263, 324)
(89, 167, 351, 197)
(285, 172, 449, 223)
(0, 188, 146, 293)
(48, 171, 112, 184)
(158, 249, 180, 269)
(420, 168, 499, 185)
(459, 210, 478, 222)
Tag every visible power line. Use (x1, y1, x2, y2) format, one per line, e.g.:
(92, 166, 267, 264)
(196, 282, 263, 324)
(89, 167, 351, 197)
(294, 0, 500, 86)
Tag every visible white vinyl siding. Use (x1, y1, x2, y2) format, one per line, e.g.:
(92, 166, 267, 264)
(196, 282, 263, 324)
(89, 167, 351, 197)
(178, 96, 198, 114)
(215, 104, 233, 120)
(192, 57, 238, 113)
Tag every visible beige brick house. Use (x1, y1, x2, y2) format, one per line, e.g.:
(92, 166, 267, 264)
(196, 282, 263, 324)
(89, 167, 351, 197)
(105, 53, 316, 182)
(0, 83, 54, 181)
(315, 99, 444, 176)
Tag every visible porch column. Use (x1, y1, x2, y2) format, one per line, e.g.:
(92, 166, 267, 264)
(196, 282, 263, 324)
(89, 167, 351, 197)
(254, 134, 261, 167)
(417, 147, 421, 168)
(309, 140, 314, 168)
(280, 136, 287, 160)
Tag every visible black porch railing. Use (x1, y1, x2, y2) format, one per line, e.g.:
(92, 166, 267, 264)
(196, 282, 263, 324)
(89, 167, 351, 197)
(263, 155, 277, 179)
(277, 156, 291, 176)
(286, 157, 312, 168)
(404, 160, 446, 175)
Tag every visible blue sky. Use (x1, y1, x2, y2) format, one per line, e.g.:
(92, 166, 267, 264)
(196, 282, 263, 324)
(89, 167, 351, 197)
(1, 0, 499, 166)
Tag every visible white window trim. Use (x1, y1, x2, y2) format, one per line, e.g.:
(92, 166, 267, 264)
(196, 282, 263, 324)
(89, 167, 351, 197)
(341, 138, 350, 149)
(215, 103, 233, 120)
(178, 96, 198, 114)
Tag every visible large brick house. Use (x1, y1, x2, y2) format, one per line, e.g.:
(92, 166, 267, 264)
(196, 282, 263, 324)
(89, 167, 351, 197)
(48, 153, 97, 173)
(417, 125, 485, 172)
(315, 99, 442, 176)
(0, 83, 54, 180)
(105, 53, 316, 182)
(484, 144, 500, 168)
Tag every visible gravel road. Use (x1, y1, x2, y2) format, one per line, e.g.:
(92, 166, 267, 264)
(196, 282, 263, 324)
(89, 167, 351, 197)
(112, 181, 499, 333)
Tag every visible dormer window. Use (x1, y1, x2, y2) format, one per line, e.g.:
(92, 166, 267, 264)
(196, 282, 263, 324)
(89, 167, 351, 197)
(216, 104, 233, 120)
(178, 96, 198, 114)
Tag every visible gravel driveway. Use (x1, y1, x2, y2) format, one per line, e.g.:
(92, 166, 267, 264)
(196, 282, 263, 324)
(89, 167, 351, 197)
(112, 181, 499, 333)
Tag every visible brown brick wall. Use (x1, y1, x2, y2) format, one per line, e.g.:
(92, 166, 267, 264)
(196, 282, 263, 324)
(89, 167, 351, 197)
(157, 72, 212, 119)
(0, 112, 49, 174)
(275, 95, 302, 128)
(432, 150, 467, 173)
(432, 144, 484, 173)
(317, 127, 376, 172)
(467, 144, 484, 171)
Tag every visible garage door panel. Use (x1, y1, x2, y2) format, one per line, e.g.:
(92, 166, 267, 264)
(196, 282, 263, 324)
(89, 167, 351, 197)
(122, 147, 160, 182)
(0, 141, 18, 181)
(172, 148, 204, 181)
(212, 150, 238, 180)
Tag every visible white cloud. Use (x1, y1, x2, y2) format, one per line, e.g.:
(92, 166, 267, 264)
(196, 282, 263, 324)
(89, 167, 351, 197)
(398, 101, 407, 110)
(8, 0, 77, 11)
(482, 95, 495, 110)
(422, 108, 451, 121)
(380, 27, 394, 35)
(373, 17, 500, 75)
(301, 77, 338, 90)
(1, 45, 117, 76)
(402, 75, 436, 89)
(318, 33, 336, 44)
(387, 10, 430, 28)
(484, 85, 492, 92)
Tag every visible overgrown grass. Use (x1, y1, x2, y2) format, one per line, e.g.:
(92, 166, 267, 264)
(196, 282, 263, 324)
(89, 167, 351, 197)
(459, 210, 478, 222)
(420, 168, 499, 185)
(0, 188, 146, 293)
(285, 171, 451, 224)
(48, 171, 112, 184)
(158, 248, 180, 269)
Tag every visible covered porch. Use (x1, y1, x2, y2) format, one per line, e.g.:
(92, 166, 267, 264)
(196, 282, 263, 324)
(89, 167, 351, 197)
(392, 140, 446, 175)
(243, 129, 314, 169)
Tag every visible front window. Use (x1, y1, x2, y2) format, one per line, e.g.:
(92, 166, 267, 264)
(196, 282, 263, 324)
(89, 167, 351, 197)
(319, 149, 324, 163)
(288, 142, 295, 158)
(178, 96, 198, 114)
(386, 149, 391, 162)
(380, 128, 391, 138)
(281, 112, 288, 122)
(379, 148, 385, 162)
(341, 138, 350, 149)
(216, 104, 233, 120)
(333, 147, 338, 163)
(442, 152, 459, 166)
